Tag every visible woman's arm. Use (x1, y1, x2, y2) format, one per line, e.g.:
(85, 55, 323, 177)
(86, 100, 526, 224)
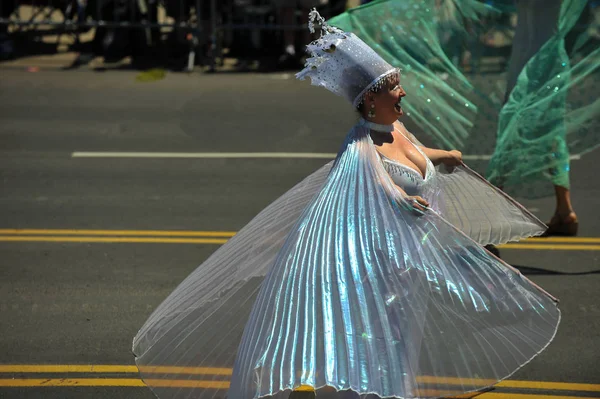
(419, 147, 463, 166)
(393, 121, 462, 166)
(418, 147, 453, 166)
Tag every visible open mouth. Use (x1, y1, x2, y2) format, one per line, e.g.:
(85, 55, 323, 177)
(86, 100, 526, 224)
(394, 99, 402, 113)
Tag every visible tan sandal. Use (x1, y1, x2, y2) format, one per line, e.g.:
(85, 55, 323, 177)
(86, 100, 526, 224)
(543, 212, 579, 236)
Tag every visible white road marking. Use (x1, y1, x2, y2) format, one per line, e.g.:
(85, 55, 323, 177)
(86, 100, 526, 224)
(71, 152, 582, 161)
(462, 154, 581, 161)
(71, 152, 337, 159)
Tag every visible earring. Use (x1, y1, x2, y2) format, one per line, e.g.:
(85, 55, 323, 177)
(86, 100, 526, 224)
(368, 103, 376, 118)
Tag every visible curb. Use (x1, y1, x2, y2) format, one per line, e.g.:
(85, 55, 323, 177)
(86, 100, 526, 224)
(0, 52, 83, 70)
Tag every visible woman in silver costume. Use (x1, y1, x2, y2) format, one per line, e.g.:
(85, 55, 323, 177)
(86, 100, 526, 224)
(355, 71, 463, 213)
(133, 11, 560, 399)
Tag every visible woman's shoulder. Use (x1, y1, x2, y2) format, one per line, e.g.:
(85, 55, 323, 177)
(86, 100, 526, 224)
(393, 120, 405, 130)
(393, 120, 410, 137)
(393, 120, 420, 145)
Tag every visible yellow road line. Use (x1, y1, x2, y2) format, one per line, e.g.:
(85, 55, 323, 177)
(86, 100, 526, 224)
(0, 379, 596, 397)
(498, 380, 600, 392)
(294, 388, 484, 399)
(0, 365, 138, 373)
(483, 395, 589, 399)
(0, 229, 598, 243)
(4, 236, 599, 249)
(0, 379, 229, 389)
(294, 385, 316, 391)
(0, 229, 236, 237)
(1, 229, 599, 250)
(0, 379, 145, 387)
(416, 376, 600, 392)
(498, 244, 600, 251)
(0, 236, 229, 244)
(1, 365, 599, 393)
(0, 365, 232, 375)
(526, 237, 600, 244)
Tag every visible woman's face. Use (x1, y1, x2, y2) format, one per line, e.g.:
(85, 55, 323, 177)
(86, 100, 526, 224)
(366, 74, 406, 123)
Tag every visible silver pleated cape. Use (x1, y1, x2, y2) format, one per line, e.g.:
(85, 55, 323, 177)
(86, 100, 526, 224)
(133, 123, 559, 399)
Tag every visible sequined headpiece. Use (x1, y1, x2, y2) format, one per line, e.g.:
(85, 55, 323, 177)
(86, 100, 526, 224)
(296, 9, 399, 108)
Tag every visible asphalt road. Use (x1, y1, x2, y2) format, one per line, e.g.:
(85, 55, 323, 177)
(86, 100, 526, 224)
(0, 69, 599, 399)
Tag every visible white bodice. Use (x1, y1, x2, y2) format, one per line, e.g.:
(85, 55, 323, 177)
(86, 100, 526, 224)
(357, 118, 435, 196)
(378, 133, 435, 196)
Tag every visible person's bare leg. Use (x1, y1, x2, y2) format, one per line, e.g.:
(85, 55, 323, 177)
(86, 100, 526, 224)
(546, 185, 578, 236)
(553, 185, 577, 220)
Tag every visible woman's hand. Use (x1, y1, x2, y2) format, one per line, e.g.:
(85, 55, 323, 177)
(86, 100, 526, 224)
(441, 150, 463, 172)
(444, 150, 463, 166)
(393, 183, 429, 215)
(406, 195, 429, 213)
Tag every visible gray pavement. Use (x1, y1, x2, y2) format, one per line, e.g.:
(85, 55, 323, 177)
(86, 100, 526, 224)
(0, 69, 599, 398)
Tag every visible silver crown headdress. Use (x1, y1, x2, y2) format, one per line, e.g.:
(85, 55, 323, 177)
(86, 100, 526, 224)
(296, 9, 399, 108)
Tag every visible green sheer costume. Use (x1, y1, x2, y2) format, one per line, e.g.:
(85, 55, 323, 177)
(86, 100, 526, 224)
(329, 0, 493, 149)
(329, 0, 600, 198)
(486, 0, 600, 197)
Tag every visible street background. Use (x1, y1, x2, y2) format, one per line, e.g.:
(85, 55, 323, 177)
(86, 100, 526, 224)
(1, 1, 600, 397)
(1, 68, 599, 398)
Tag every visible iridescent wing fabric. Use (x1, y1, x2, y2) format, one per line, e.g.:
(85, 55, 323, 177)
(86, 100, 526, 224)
(132, 162, 333, 399)
(425, 164, 546, 245)
(405, 126, 546, 245)
(133, 125, 559, 399)
(229, 126, 558, 398)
